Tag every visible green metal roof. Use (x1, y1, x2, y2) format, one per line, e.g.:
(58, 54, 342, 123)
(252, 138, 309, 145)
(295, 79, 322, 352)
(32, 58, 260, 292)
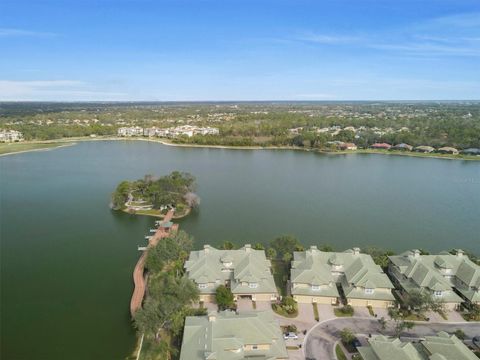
(389, 250, 479, 303)
(358, 333, 477, 360)
(179, 310, 288, 360)
(185, 245, 277, 295)
(291, 247, 394, 301)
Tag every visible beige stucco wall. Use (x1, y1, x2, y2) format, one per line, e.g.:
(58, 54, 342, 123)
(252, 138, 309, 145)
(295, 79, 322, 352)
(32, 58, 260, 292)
(294, 295, 338, 304)
(347, 298, 393, 308)
(244, 343, 270, 351)
(199, 294, 215, 303)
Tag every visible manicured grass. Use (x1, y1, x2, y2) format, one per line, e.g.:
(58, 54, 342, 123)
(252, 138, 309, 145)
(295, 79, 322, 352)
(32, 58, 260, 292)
(403, 313, 428, 321)
(313, 303, 320, 321)
(335, 344, 348, 360)
(0, 142, 70, 155)
(131, 209, 164, 217)
(334, 306, 354, 317)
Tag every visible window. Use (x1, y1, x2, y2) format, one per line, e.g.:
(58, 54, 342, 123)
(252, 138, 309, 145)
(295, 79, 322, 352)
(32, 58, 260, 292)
(434, 290, 443, 297)
(198, 283, 208, 289)
(252, 345, 258, 350)
(365, 288, 374, 294)
(312, 285, 320, 291)
(249, 283, 258, 289)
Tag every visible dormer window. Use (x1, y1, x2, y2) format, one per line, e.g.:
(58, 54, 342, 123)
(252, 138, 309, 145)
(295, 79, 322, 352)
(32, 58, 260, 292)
(434, 290, 443, 297)
(198, 283, 208, 289)
(249, 283, 258, 289)
(312, 285, 320, 291)
(365, 288, 374, 294)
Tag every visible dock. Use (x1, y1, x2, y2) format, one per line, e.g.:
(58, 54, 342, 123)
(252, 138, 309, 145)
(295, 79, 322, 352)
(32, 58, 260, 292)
(130, 209, 179, 316)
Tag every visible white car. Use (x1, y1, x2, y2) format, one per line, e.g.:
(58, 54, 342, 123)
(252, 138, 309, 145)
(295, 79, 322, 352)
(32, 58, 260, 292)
(284, 332, 298, 340)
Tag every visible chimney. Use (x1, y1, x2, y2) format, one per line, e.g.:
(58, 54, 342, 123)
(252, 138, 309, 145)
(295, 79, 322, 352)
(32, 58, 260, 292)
(245, 244, 251, 252)
(204, 245, 210, 253)
(413, 249, 421, 258)
(353, 247, 360, 255)
(456, 249, 464, 258)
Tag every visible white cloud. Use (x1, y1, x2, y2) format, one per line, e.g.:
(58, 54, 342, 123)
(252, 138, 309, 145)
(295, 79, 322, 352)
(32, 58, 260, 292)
(0, 28, 58, 38)
(0, 80, 127, 101)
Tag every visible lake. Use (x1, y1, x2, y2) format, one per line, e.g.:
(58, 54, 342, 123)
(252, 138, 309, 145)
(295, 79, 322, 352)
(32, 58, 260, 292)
(1, 140, 479, 359)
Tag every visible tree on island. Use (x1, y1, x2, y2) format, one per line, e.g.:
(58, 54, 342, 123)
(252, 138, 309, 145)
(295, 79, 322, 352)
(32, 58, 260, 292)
(111, 171, 199, 214)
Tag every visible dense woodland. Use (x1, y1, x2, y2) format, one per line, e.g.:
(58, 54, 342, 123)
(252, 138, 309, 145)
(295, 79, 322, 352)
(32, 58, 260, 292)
(111, 172, 199, 213)
(1, 101, 479, 149)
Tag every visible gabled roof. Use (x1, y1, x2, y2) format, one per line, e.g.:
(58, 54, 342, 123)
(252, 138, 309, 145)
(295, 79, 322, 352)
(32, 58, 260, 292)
(185, 245, 277, 295)
(358, 333, 477, 360)
(291, 247, 394, 300)
(179, 310, 288, 360)
(388, 250, 479, 302)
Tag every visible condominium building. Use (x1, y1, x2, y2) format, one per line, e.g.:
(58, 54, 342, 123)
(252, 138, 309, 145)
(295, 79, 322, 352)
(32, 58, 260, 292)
(291, 246, 395, 307)
(184, 244, 278, 302)
(179, 310, 288, 360)
(388, 249, 479, 309)
(358, 332, 477, 360)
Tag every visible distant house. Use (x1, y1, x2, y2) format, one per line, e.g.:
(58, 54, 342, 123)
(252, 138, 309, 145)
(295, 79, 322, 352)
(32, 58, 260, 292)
(0, 129, 23, 142)
(388, 249, 479, 309)
(414, 145, 435, 153)
(358, 332, 477, 360)
(339, 142, 357, 150)
(461, 148, 480, 156)
(437, 147, 459, 155)
(184, 244, 278, 302)
(370, 143, 391, 150)
(291, 246, 395, 307)
(179, 310, 288, 360)
(391, 143, 413, 151)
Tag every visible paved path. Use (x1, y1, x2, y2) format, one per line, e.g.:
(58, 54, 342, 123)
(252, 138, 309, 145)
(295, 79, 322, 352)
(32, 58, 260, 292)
(130, 210, 177, 316)
(304, 317, 480, 360)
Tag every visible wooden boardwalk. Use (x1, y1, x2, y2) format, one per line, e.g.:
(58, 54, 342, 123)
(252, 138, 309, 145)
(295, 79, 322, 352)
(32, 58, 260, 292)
(130, 209, 178, 316)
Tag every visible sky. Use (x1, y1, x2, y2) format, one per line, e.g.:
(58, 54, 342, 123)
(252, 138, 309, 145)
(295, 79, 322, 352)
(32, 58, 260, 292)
(0, 0, 479, 101)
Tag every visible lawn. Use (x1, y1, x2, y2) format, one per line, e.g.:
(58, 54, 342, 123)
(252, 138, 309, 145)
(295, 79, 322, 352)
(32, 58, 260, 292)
(0, 142, 71, 155)
(335, 344, 348, 360)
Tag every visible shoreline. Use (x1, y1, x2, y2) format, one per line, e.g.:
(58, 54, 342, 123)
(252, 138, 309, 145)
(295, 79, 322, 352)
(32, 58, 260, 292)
(1, 136, 479, 161)
(121, 207, 191, 219)
(0, 142, 76, 157)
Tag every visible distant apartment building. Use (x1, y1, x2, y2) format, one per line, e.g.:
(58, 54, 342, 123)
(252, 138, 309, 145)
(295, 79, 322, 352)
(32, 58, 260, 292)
(388, 249, 479, 309)
(358, 332, 477, 360)
(179, 310, 288, 360)
(184, 244, 278, 302)
(291, 246, 395, 307)
(117, 125, 219, 138)
(117, 126, 143, 137)
(0, 129, 23, 142)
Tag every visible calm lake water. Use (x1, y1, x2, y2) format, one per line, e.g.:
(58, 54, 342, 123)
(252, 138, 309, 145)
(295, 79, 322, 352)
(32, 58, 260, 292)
(1, 140, 479, 359)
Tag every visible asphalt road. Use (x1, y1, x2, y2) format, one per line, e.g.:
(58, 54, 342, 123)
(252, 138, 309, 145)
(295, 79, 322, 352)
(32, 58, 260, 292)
(304, 317, 480, 360)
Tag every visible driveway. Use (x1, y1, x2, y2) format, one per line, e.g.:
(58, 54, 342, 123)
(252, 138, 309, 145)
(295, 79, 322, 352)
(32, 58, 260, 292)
(304, 317, 480, 360)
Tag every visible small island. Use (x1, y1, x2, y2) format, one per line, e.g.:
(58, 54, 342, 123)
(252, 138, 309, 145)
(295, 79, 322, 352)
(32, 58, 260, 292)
(111, 171, 200, 218)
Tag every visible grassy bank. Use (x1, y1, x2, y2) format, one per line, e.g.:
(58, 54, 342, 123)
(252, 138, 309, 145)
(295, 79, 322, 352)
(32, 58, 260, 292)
(3, 136, 479, 160)
(0, 141, 74, 156)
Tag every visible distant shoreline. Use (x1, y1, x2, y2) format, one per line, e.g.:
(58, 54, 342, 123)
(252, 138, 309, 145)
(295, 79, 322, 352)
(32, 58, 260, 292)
(1, 136, 479, 161)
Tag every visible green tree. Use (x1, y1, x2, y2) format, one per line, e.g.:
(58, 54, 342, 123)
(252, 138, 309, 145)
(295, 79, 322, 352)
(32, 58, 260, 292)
(340, 328, 355, 345)
(253, 243, 265, 250)
(215, 285, 235, 310)
(266, 248, 277, 260)
(221, 241, 236, 250)
(269, 235, 303, 260)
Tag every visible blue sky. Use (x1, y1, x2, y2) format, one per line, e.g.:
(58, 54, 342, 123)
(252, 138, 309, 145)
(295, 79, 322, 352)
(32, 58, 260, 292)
(0, 0, 479, 101)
